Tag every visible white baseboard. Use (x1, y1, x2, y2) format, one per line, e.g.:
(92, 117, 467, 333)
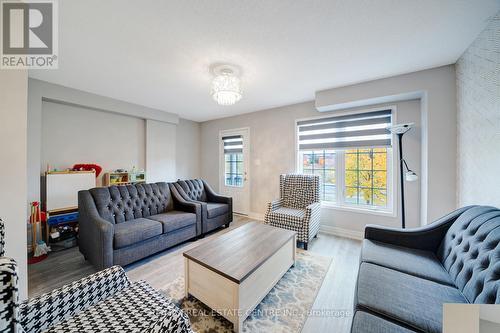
(319, 225, 364, 240)
(236, 212, 264, 221)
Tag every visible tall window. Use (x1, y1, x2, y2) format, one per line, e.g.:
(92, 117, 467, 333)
(223, 135, 244, 187)
(297, 110, 393, 212)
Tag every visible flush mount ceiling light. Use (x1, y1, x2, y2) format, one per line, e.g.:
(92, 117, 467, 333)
(211, 64, 242, 106)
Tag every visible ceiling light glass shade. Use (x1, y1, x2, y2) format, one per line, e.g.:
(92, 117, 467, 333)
(211, 74, 242, 106)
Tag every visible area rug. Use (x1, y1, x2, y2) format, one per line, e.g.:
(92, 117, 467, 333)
(161, 250, 332, 333)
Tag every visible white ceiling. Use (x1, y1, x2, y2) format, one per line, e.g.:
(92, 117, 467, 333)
(29, 0, 500, 122)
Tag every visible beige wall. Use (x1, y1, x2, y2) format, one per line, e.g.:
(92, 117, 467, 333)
(176, 119, 201, 180)
(457, 11, 500, 207)
(42, 101, 146, 186)
(316, 65, 457, 226)
(0, 70, 28, 300)
(29, 79, 200, 204)
(201, 99, 422, 233)
(146, 119, 176, 182)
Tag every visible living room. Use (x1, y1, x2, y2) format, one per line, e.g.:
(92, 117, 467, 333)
(0, 1, 499, 332)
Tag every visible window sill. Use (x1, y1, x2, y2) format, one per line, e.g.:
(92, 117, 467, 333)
(321, 202, 396, 218)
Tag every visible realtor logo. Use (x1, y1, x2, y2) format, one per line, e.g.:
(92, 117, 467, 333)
(1, 0, 58, 69)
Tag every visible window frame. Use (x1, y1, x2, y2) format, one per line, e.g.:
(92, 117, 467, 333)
(295, 106, 398, 217)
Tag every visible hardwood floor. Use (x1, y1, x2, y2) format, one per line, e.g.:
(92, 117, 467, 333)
(28, 215, 361, 333)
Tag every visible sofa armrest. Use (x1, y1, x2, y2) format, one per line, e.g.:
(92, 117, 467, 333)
(264, 199, 283, 223)
(146, 305, 193, 333)
(202, 180, 231, 205)
(269, 199, 283, 211)
(202, 180, 233, 222)
(306, 202, 321, 220)
(0, 257, 21, 333)
(364, 206, 474, 252)
(169, 184, 202, 236)
(19, 266, 130, 333)
(78, 191, 114, 270)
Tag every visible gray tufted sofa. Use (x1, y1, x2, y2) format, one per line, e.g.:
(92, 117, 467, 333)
(78, 182, 200, 270)
(174, 179, 232, 235)
(351, 205, 500, 333)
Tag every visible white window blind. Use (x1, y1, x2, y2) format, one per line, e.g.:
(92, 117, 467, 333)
(222, 135, 243, 154)
(297, 110, 392, 150)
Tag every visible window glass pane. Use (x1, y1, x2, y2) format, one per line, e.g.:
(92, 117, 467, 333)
(373, 152, 387, 170)
(373, 171, 387, 189)
(313, 153, 324, 169)
(359, 188, 373, 205)
(324, 153, 336, 168)
(345, 187, 358, 204)
(373, 189, 387, 207)
(343, 148, 389, 209)
(324, 185, 336, 202)
(359, 171, 372, 188)
(324, 169, 336, 185)
(225, 153, 244, 187)
(236, 161, 244, 173)
(300, 150, 336, 203)
(345, 152, 358, 170)
(358, 152, 373, 170)
(345, 170, 358, 187)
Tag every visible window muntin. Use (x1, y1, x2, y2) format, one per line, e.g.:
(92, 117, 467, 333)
(299, 148, 391, 211)
(225, 153, 243, 187)
(344, 148, 388, 208)
(302, 151, 337, 202)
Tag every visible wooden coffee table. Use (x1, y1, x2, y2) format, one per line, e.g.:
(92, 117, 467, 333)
(183, 222, 296, 332)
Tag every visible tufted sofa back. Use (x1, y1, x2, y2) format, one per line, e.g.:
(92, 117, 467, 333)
(89, 182, 174, 224)
(437, 206, 500, 304)
(175, 179, 207, 202)
(279, 174, 320, 209)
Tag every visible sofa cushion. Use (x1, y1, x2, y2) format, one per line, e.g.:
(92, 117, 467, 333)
(44, 280, 192, 333)
(113, 218, 163, 249)
(352, 311, 418, 333)
(356, 263, 466, 333)
(361, 239, 455, 286)
(89, 182, 173, 224)
(148, 211, 197, 233)
(206, 203, 228, 219)
(437, 206, 500, 303)
(267, 207, 306, 225)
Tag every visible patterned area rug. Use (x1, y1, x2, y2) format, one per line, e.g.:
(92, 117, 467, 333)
(161, 250, 332, 333)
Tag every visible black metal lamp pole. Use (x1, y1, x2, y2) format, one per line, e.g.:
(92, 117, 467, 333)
(397, 133, 406, 229)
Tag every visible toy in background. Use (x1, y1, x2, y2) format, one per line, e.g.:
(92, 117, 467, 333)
(72, 163, 103, 177)
(28, 201, 50, 264)
(47, 211, 79, 251)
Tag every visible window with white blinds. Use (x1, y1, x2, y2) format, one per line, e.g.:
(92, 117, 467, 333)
(296, 109, 394, 213)
(222, 135, 243, 153)
(297, 110, 392, 151)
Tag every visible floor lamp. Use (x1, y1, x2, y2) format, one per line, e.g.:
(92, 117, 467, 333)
(387, 123, 418, 229)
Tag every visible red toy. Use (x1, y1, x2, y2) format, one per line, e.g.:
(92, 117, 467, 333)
(72, 164, 102, 177)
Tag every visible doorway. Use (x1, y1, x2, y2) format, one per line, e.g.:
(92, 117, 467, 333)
(219, 128, 250, 215)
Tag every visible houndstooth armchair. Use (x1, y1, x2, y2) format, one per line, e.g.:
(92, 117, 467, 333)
(264, 174, 321, 250)
(0, 218, 193, 333)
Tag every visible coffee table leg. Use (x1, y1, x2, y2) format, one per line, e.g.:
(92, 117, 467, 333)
(184, 258, 189, 298)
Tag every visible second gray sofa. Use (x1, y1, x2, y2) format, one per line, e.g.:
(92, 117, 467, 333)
(78, 182, 200, 270)
(174, 179, 233, 234)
